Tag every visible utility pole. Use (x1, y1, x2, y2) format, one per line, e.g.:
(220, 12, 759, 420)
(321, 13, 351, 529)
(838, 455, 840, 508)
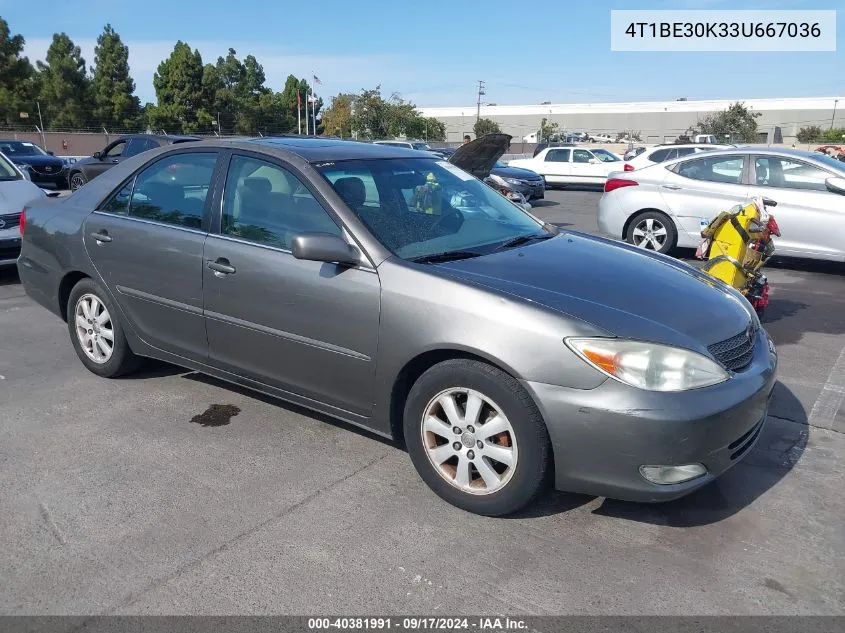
(476, 80, 485, 123)
(831, 99, 838, 130)
(36, 101, 47, 148)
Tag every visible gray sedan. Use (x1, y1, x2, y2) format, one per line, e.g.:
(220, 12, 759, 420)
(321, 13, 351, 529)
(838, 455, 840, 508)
(598, 147, 845, 260)
(17, 138, 777, 516)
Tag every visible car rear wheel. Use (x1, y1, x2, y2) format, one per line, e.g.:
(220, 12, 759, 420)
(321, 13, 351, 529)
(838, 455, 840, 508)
(69, 171, 87, 191)
(67, 278, 140, 378)
(626, 210, 677, 254)
(403, 359, 551, 516)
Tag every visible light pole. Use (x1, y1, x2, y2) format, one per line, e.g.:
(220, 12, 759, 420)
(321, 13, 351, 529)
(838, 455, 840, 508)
(831, 99, 839, 130)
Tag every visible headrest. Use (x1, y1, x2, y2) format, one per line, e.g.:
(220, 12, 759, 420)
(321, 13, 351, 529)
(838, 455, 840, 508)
(242, 177, 272, 196)
(333, 177, 366, 208)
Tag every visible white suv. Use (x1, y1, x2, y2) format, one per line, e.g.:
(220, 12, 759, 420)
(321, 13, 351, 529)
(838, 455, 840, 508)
(623, 143, 733, 172)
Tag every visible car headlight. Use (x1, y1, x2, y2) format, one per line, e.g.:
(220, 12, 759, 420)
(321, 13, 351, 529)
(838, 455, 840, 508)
(504, 177, 523, 186)
(566, 338, 729, 392)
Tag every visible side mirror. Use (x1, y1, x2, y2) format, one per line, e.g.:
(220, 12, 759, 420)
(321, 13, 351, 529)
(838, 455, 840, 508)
(93, 151, 102, 160)
(825, 176, 845, 195)
(291, 233, 360, 265)
(46, 150, 55, 156)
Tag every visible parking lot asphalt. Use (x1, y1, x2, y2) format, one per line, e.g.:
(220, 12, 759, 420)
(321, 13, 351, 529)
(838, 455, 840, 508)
(1, 189, 843, 615)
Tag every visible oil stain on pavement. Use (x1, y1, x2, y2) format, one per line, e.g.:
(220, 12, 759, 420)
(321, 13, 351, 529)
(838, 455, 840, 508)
(190, 404, 241, 427)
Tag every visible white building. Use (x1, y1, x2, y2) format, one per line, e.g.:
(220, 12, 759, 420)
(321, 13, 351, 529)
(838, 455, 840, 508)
(418, 96, 845, 145)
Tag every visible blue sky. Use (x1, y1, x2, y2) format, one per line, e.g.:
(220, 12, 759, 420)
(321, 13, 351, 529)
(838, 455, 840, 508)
(2, 0, 842, 106)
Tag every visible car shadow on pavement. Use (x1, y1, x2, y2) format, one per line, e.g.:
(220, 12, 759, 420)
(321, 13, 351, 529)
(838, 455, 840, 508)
(530, 199, 559, 208)
(590, 382, 807, 527)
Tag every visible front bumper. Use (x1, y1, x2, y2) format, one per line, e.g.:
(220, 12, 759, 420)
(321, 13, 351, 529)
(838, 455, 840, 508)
(27, 168, 68, 185)
(525, 327, 778, 502)
(512, 181, 545, 200)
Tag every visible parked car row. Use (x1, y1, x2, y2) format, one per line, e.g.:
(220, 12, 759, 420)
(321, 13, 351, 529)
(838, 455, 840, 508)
(598, 147, 845, 262)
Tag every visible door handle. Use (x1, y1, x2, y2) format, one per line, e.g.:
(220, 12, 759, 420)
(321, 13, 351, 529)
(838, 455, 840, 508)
(661, 184, 682, 190)
(90, 230, 112, 243)
(207, 258, 236, 275)
(111, 158, 120, 164)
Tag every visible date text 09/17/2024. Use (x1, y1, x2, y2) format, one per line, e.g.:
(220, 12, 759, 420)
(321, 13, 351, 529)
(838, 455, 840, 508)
(307, 617, 529, 631)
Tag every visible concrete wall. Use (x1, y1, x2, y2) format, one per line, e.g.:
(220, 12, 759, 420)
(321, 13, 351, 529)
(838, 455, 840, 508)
(434, 108, 845, 145)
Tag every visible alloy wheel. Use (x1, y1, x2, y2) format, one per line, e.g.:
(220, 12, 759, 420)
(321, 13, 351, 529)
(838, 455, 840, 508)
(74, 294, 114, 364)
(632, 217, 668, 250)
(420, 388, 518, 495)
(69, 174, 86, 191)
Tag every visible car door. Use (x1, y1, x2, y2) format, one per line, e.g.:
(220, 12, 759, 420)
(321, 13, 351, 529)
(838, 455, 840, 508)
(202, 152, 381, 417)
(659, 154, 751, 244)
(538, 148, 571, 184)
(83, 150, 222, 362)
(86, 139, 129, 179)
(747, 155, 844, 259)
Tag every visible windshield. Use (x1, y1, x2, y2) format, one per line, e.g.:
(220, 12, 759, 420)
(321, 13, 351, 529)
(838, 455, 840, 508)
(0, 152, 22, 181)
(0, 141, 47, 157)
(411, 142, 432, 150)
(316, 158, 545, 260)
(591, 149, 621, 162)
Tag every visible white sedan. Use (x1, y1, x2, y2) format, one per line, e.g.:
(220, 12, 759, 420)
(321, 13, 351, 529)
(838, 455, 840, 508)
(509, 146, 622, 186)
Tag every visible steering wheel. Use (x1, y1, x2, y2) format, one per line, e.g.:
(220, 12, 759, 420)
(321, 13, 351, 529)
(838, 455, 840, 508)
(427, 208, 464, 238)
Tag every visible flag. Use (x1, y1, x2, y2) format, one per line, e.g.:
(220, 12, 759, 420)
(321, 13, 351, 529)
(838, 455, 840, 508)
(312, 75, 322, 85)
(308, 94, 318, 103)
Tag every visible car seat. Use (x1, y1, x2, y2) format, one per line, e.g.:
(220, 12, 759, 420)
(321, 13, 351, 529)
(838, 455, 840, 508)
(333, 177, 366, 211)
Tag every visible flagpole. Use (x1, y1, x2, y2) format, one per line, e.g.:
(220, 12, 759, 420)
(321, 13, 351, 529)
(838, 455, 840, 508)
(312, 89, 317, 135)
(297, 91, 302, 135)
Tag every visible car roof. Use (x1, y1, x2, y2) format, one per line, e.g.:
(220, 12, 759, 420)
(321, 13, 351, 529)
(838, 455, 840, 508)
(649, 143, 734, 150)
(119, 133, 201, 142)
(244, 136, 433, 161)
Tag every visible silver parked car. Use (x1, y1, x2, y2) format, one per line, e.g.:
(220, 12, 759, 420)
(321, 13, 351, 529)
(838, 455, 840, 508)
(0, 151, 50, 267)
(598, 147, 845, 261)
(18, 138, 776, 516)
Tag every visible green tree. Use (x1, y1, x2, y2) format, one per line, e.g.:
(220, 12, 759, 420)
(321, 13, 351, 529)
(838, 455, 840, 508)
(350, 86, 391, 139)
(696, 102, 761, 143)
(91, 25, 141, 130)
(148, 41, 213, 134)
(0, 18, 38, 127)
(796, 126, 823, 143)
(473, 117, 501, 137)
(422, 117, 446, 142)
(821, 127, 845, 143)
(36, 33, 90, 128)
(321, 93, 353, 137)
(539, 117, 558, 141)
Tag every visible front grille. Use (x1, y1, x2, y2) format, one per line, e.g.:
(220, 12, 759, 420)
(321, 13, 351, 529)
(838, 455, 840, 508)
(30, 165, 65, 176)
(0, 213, 21, 230)
(0, 243, 21, 261)
(708, 328, 756, 372)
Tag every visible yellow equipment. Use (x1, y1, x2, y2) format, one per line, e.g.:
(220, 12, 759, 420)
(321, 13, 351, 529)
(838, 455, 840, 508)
(697, 197, 781, 314)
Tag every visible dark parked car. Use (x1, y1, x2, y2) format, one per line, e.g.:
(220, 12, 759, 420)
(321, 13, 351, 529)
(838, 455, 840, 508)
(0, 139, 67, 187)
(67, 134, 200, 191)
(487, 160, 545, 200)
(17, 137, 776, 516)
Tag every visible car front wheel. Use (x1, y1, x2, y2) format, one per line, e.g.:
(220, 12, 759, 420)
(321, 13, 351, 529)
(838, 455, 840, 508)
(626, 210, 677, 254)
(404, 359, 552, 516)
(69, 171, 87, 191)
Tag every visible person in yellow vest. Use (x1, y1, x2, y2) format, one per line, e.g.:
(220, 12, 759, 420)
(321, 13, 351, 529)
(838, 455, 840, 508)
(410, 171, 443, 215)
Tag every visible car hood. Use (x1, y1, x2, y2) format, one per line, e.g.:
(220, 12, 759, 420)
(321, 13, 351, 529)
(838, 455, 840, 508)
(448, 133, 512, 179)
(491, 165, 542, 180)
(10, 155, 64, 168)
(0, 179, 45, 212)
(437, 232, 754, 352)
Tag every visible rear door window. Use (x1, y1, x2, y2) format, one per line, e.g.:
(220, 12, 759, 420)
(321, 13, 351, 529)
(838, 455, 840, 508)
(676, 155, 745, 184)
(648, 148, 672, 163)
(544, 149, 571, 162)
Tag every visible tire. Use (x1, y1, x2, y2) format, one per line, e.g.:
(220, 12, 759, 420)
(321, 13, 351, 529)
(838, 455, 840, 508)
(403, 359, 552, 516)
(626, 210, 677, 254)
(66, 278, 140, 378)
(69, 171, 87, 191)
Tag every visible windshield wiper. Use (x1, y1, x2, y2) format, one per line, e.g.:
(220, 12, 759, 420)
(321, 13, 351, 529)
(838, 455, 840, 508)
(410, 250, 483, 264)
(493, 232, 555, 252)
